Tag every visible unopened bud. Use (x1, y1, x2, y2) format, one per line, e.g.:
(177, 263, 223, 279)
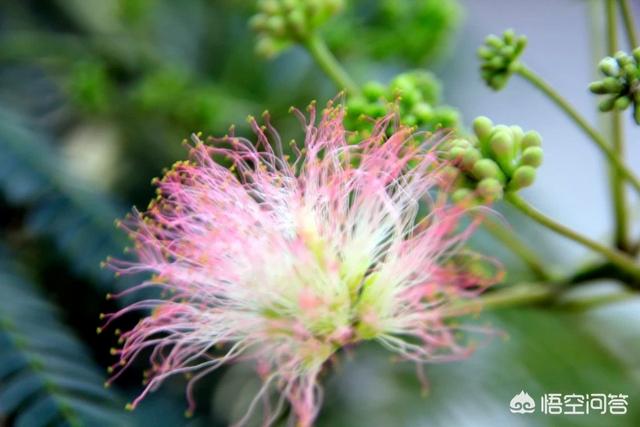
(473, 116, 494, 141)
(508, 166, 536, 191)
(472, 158, 505, 182)
(477, 178, 503, 201)
(521, 130, 542, 149)
(520, 146, 543, 168)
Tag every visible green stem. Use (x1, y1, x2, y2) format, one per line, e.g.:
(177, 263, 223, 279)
(482, 216, 552, 281)
(607, 0, 630, 251)
(444, 282, 636, 317)
(619, 0, 639, 47)
(443, 283, 556, 317)
(515, 64, 640, 195)
(557, 290, 637, 311)
(569, 260, 639, 286)
(302, 34, 360, 96)
(505, 192, 640, 279)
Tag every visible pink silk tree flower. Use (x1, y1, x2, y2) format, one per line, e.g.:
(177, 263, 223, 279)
(102, 102, 501, 427)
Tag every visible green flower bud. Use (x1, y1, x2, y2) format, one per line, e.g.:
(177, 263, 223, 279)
(615, 50, 632, 66)
(477, 46, 493, 60)
(489, 131, 515, 175)
(489, 131, 512, 156)
(509, 125, 524, 144)
(288, 9, 306, 35)
(623, 63, 636, 76)
(598, 96, 617, 112)
(440, 165, 460, 182)
(508, 126, 523, 156)
(485, 35, 503, 49)
(363, 81, 386, 102)
(602, 77, 623, 93)
(450, 138, 472, 149)
(249, 14, 269, 31)
(508, 166, 536, 191)
(452, 188, 473, 203)
(473, 116, 494, 141)
(472, 158, 505, 182)
(346, 96, 367, 117)
(477, 178, 504, 201)
(255, 36, 281, 58)
(588, 81, 607, 95)
(261, 0, 280, 14)
(434, 107, 460, 128)
(521, 130, 542, 149)
(503, 29, 516, 44)
(266, 15, 287, 36)
(460, 147, 482, 171)
(404, 114, 417, 127)
(412, 102, 433, 123)
(614, 96, 631, 110)
(448, 146, 466, 162)
(598, 57, 619, 76)
(520, 146, 543, 168)
(489, 56, 505, 69)
(390, 74, 414, 96)
(500, 45, 515, 57)
(365, 102, 387, 118)
(489, 74, 508, 90)
(410, 71, 441, 105)
(514, 36, 527, 56)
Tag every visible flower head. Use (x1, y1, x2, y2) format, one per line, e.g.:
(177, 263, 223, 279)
(103, 102, 500, 426)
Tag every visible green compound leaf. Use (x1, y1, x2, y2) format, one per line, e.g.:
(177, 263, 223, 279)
(0, 107, 128, 289)
(0, 252, 128, 426)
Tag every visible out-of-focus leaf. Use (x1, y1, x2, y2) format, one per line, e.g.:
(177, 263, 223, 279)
(326, 0, 462, 65)
(317, 308, 640, 426)
(0, 250, 128, 426)
(0, 106, 128, 289)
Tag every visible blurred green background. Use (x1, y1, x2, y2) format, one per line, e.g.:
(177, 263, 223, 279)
(1, 0, 639, 426)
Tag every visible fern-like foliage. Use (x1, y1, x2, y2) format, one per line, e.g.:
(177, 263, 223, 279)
(0, 106, 128, 289)
(0, 249, 129, 427)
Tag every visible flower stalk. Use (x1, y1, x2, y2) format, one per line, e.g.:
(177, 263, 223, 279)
(505, 192, 640, 280)
(303, 34, 360, 95)
(514, 63, 640, 195)
(606, 0, 630, 251)
(442, 282, 556, 317)
(619, 0, 639, 48)
(481, 216, 552, 281)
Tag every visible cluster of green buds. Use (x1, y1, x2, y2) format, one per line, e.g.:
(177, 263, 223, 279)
(345, 71, 459, 134)
(250, 0, 344, 57)
(478, 29, 527, 90)
(589, 48, 640, 124)
(443, 116, 543, 204)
